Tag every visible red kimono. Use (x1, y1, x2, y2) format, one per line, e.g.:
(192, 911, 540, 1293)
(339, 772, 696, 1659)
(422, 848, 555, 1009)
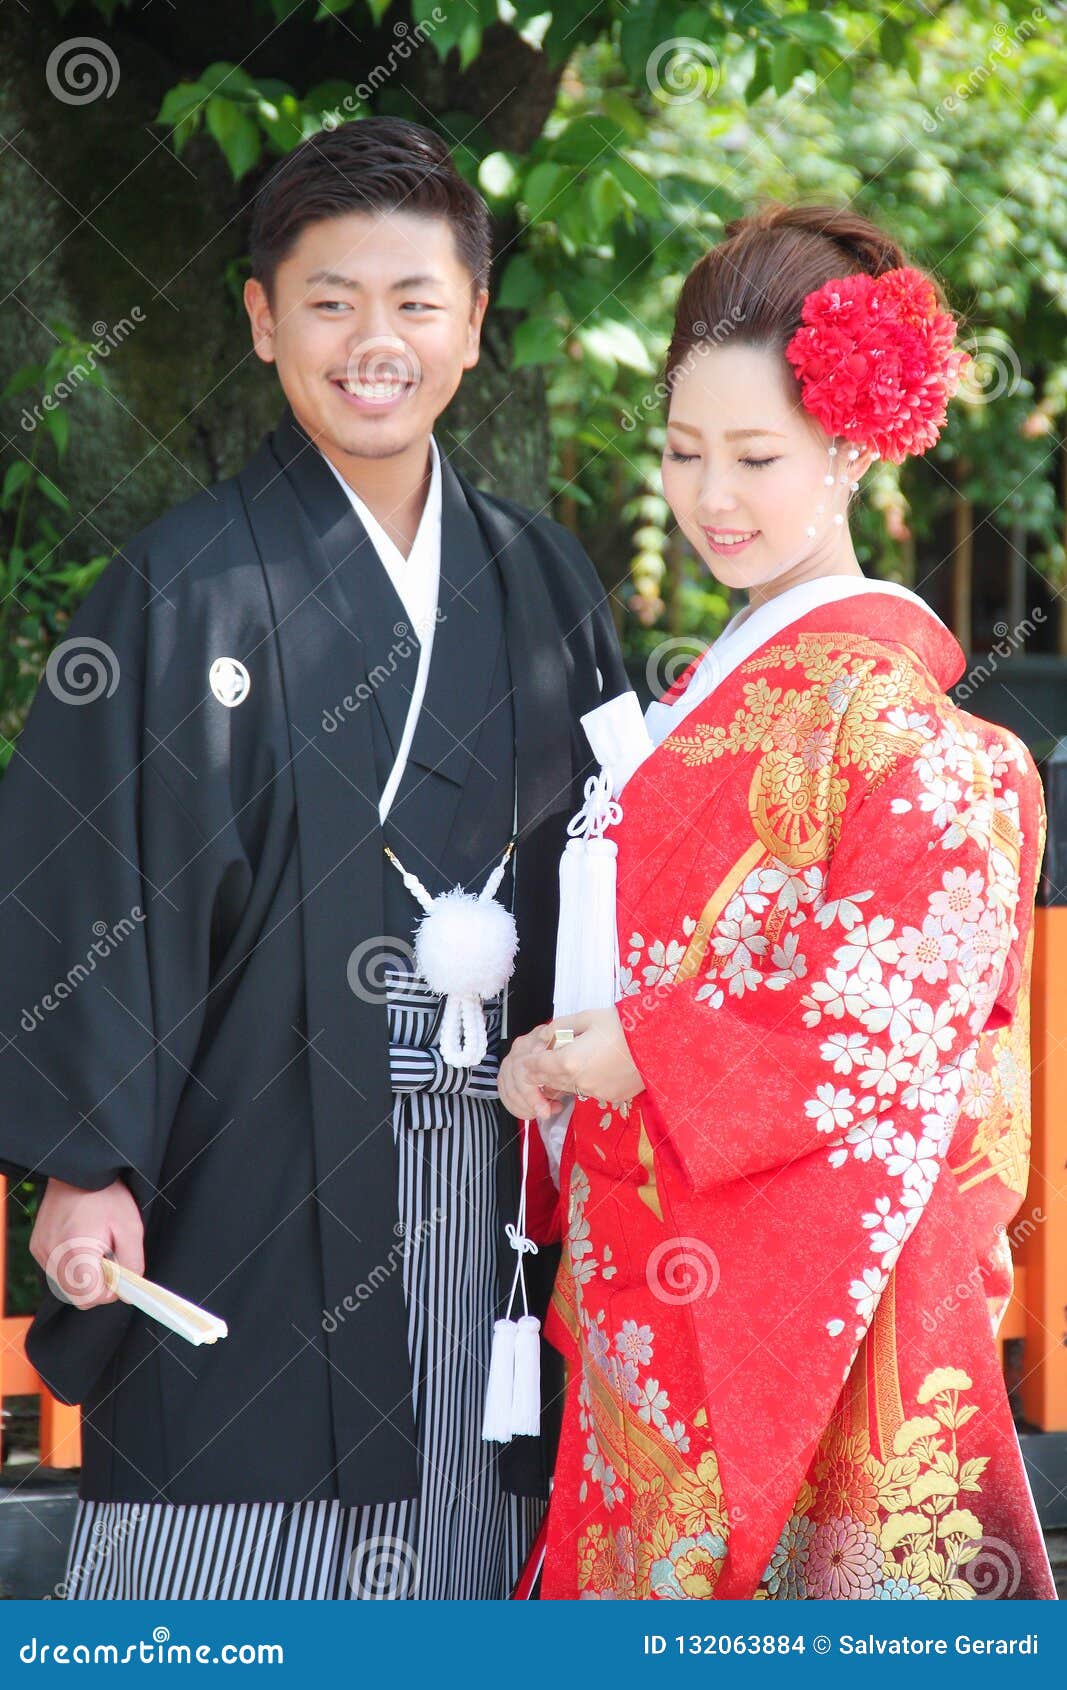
(535, 585, 1055, 1600)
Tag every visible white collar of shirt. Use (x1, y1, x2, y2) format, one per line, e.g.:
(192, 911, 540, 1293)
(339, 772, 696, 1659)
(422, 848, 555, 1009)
(644, 575, 948, 749)
(321, 436, 442, 645)
(319, 437, 443, 824)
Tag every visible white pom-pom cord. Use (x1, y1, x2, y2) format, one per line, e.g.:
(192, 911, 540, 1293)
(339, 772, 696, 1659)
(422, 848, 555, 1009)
(437, 992, 489, 1068)
(385, 842, 519, 1070)
(482, 1119, 540, 1444)
(415, 890, 518, 998)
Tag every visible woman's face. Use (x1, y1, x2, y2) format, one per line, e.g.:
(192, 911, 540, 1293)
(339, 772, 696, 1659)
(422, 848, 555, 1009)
(661, 339, 871, 599)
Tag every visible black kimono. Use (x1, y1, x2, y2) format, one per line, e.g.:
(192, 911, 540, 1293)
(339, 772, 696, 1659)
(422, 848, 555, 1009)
(0, 402, 628, 1517)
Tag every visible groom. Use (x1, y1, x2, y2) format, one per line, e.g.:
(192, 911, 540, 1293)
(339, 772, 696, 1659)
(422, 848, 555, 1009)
(0, 116, 628, 1598)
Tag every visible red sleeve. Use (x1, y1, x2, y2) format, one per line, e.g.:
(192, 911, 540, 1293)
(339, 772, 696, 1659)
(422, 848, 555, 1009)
(522, 1117, 563, 1245)
(620, 726, 1043, 1195)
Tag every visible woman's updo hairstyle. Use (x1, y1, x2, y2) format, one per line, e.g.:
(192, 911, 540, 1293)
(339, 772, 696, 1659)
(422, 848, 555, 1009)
(663, 202, 950, 425)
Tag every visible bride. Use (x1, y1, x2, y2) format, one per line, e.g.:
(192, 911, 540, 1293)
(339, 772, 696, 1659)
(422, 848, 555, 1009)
(499, 202, 1056, 1601)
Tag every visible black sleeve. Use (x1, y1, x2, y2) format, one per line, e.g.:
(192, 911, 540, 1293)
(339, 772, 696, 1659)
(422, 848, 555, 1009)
(590, 580, 630, 704)
(0, 546, 223, 1193)
(542, 517, 632, 706)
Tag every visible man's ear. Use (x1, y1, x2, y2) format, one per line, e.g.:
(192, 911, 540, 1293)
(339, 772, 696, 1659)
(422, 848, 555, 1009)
(463, 287, 490, 369)
(244, 277, 277, 365)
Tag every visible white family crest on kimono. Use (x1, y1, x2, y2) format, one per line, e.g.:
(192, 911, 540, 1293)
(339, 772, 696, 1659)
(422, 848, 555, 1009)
(208, 655, 251, 707)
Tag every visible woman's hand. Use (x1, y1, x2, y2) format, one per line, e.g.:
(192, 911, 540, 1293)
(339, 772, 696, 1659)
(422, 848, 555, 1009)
(523, 1008, 644, 1110)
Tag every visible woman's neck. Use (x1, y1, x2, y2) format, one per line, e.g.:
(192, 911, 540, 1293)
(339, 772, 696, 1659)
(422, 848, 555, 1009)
(745, 537, 864, 612)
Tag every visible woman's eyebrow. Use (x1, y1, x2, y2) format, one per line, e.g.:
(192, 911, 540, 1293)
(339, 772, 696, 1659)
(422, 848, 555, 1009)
(666, 422, 787, 439)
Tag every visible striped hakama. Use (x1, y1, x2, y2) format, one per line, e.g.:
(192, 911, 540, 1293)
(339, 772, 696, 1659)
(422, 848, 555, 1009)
(63, 971, 544, 1599)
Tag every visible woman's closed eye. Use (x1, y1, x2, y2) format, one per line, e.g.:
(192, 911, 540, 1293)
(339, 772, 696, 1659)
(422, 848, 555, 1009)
(665, 451, 781, 468)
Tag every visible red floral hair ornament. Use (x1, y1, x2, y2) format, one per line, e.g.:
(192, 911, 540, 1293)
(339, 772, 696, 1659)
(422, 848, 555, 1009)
(784, 266, 971, 464)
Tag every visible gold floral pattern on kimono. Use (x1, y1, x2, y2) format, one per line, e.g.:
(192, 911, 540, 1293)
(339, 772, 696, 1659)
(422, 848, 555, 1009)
(662, 636, 934, 870)
(557, 1155, 733, 1600)
(756, 1361, 1000, 1600)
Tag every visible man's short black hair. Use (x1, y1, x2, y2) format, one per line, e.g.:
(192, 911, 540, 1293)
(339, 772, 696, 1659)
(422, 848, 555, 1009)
(249, 115, 492, 305)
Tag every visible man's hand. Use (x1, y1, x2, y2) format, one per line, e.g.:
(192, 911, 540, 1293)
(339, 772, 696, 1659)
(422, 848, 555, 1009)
(30, 1177, 144, 1310)
(498, 1024, 558, 1121)
(498, 1009, 644, 1119)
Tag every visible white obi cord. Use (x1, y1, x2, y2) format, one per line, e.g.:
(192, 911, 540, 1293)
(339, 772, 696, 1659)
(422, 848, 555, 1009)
(385, 843, 518, 1069)
(536, 690, 657, 1187)
(484, 688, 654, 1443)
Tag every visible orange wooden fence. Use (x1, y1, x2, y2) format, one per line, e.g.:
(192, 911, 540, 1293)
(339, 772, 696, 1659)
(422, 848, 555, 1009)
(0, 1174, 80, 1468)
(1005, 903, 1067, 1431)
(2, 907, 1066, 1463)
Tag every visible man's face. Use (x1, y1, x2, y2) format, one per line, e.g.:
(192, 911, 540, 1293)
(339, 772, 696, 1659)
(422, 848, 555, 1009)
(244, 208, 488, 460)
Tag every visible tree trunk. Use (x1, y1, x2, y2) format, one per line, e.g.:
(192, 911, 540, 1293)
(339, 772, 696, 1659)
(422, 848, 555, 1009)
(951, 475, 973, 655)
(1007, 516, 1027, 642)
(1060, 439, 1067, 657)
(0, 3, 556, 572)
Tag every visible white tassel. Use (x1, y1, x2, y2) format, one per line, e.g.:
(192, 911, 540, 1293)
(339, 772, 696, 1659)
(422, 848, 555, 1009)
(552, 838, 585, 1019)
(573, 835, 619, 1013)
(553, 769, 622, 1017)
(488, 710, 649, 1447)
(482, 1122, 541, 1444)
(510, 1314, 542, 1436)
(482, 1318, 518, 1442)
